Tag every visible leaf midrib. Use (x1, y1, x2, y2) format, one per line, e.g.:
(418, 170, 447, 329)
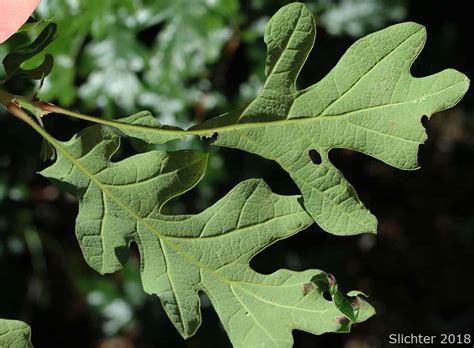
(50, 136, 308, 293)
(82, 80, 464, 145)
(51, 136, 325, 335)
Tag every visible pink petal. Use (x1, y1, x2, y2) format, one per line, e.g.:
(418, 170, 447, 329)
(0, 0, 41, 44)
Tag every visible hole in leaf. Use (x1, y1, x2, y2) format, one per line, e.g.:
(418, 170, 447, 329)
(323, 290, 332, 301)
(308, 149, 322, 164)
(209, 132, 218, 144)
(200, 132, 219, 147)
(421, 115, 429, 128)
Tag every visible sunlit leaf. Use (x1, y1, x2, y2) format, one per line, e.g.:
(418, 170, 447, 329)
(40, 126, 374, 346)
(109, 3, 469, 236)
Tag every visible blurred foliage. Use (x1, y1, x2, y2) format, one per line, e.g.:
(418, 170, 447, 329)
(313, 0, 406, 37)
(1, 0, 473, 347)
(34, 0, 238, 122)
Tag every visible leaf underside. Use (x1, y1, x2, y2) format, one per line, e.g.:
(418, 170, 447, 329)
(0, 319, 32, 348)
(41, 126, 374, 347)
(35, 2, 470, 346)
(108, 2, 469, 236)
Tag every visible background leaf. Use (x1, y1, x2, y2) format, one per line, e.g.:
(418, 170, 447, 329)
(195, 3, 469, 235)
(2, 23, 57, 82)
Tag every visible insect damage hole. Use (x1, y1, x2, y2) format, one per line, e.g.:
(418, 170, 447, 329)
(201, 132, 219, 146)
(421, 115, 429, 128)
(308, 149, 322, 164)
(209, 132, 218, 143)
(323, 291, 332, 301)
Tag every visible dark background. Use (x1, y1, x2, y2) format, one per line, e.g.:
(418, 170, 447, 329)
(0, 0, 472, 347)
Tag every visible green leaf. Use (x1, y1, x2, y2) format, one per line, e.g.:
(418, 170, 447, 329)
(2, 23, 57, 81)
(40, 126, 208, 273)
(0, 319, 32, 348)
(203, 3, 469, 236)
(40, 126, 374, 346)
(107, 3, 469, 236)
(311, 273, 368, 323)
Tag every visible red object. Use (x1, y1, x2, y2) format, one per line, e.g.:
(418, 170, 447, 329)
(0, 0, 41, 43)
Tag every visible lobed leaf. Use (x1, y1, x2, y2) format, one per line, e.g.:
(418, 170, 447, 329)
(0, 319, 32, 348)
(2, 23, 57, 81)
(40, 126, 374, 346)
(109, 3, 469, 236)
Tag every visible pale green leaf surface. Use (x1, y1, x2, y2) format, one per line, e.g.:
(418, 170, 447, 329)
(40, 126, 374, 346)
(111, 3, 469, 236)
(40, 126, 208, 274)
(0, 319, 32, 348)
